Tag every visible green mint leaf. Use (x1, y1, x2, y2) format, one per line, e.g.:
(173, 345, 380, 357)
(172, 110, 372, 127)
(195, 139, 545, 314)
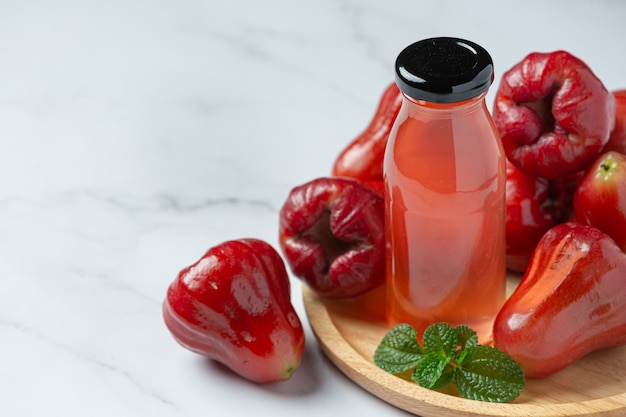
(412, 354, 454, 390)
(373, 324, 425, 374)
(434, 363, 455, 390)
(456, 346, 472, 366)
(454, 325, 478, 350)
(374, 322, 525, 403)
(422, 322, 457, 359)
(454, 345, 525, 403)
(454, 325, 478, 365)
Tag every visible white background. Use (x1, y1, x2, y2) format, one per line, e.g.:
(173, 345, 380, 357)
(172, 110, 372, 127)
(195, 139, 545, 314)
(1, 1, 625, 416)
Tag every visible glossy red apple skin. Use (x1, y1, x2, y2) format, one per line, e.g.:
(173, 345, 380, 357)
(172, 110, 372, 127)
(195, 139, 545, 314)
(604, 90, 626, 154)
(574, 151, 626, 251)
(505, 159, 557, 272)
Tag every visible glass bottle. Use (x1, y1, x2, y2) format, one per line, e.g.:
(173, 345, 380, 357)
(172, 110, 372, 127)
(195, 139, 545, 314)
(384, 37, 506, 343)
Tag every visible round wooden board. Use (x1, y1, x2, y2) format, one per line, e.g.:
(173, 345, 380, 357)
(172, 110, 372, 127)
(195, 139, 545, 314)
(302, 273, 626, 417)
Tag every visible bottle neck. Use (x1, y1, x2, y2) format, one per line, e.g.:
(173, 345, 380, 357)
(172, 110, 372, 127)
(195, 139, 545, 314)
(402, 91, 488, 117)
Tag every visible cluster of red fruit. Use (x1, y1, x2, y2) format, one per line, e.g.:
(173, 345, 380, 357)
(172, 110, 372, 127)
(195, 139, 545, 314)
(160, 49, 626, 384)
(331, 50, 626, 378)
(500, 51, 626, 273)
(492, 52, 626, 377)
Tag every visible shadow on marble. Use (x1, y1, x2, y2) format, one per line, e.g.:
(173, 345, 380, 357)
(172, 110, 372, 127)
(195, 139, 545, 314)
(199, 339, 322, 396)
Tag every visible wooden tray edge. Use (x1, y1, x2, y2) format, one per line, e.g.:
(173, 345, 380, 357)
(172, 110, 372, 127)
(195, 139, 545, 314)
(303, 286, 626, 417)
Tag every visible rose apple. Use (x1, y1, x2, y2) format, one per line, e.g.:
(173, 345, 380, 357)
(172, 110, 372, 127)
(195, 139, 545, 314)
(574, 151, 626, 251)
(494, 222, 626, 377)
(163, 239, 305, 383)
(493, 50, 614, 179)
(603, 90, 626, 154)
(547, 170, 584, 223)
(279, 177, 385, 298)
(505, 160, 557, 272)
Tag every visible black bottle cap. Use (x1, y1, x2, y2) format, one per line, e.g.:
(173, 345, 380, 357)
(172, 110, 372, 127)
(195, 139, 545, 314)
(394, 37, 494, 103)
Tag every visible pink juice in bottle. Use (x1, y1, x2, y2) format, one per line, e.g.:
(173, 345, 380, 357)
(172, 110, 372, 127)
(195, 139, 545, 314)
(384, 38, 507, 343)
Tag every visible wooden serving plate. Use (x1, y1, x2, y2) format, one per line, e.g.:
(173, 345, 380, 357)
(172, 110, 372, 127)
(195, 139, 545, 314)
(302, 274, 626, 417)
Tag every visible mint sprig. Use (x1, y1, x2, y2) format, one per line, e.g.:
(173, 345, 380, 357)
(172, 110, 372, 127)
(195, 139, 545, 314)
(373, 323, 424, 374)
(373, 323, 524, 403)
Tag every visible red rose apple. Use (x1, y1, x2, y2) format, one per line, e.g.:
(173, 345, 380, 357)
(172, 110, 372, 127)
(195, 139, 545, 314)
(279, 177, 385, 298)
(574, 151, 626, 251)
(505, 159, 557, 272)
(603, 90, 626, 154)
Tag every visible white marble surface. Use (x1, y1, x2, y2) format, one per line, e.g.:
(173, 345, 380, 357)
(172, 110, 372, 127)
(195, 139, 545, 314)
(2, 1, 626, 416)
